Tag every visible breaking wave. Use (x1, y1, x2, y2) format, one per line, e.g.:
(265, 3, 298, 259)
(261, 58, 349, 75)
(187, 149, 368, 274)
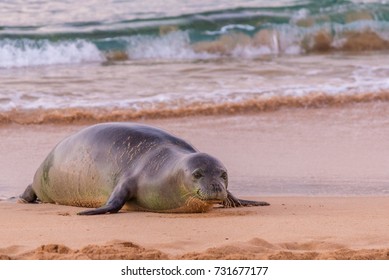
(0, 1, 388, 68)
(0, 39, 104, 68)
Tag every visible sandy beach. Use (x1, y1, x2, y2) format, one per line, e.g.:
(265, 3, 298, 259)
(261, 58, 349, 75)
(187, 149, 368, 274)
(1, 104, 389, 260)
(1, 196, 389, 260)
(1, 0, 389, 263)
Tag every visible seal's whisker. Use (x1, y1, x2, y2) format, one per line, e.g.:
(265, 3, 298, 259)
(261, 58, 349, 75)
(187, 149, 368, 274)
(185, 196, 195, 207)
(181, 190, 196, 199)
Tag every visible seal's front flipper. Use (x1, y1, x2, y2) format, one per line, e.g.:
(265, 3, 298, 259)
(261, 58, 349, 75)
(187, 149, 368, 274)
(222, 191, 270, 208)
(19, 184, 37, 203)
(77, 179, 135, 215)
(77, 204, 122, 215)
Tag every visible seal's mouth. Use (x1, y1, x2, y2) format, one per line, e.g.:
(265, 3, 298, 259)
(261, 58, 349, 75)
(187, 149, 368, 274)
(196, 189, 226, 203)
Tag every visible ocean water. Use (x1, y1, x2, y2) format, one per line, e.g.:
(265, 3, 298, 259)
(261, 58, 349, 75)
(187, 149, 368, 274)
(0, 0, 388, 123)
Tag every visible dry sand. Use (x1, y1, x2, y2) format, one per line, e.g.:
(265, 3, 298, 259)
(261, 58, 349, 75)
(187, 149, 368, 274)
(1, 103, 389, 260)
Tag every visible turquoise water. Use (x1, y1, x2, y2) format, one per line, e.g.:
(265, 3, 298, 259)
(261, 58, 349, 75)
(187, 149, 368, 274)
(1, 0, 388, 64)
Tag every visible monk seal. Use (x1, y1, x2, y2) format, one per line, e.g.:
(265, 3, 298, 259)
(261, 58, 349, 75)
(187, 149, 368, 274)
(20, 122, 269, 215)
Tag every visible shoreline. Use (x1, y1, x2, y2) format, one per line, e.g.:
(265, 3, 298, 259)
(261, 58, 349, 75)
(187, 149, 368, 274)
(2, 92, 389, 125)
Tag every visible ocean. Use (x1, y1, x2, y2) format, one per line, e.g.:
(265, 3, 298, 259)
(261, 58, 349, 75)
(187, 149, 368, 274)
(1, 0, 389, 198)
(0, 0, 388, 124)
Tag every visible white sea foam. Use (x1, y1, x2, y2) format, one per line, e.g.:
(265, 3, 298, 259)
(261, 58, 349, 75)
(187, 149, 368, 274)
(205, 24, 256, 35)
(0, 39, 105, 68)
(125, 31, 217, 60)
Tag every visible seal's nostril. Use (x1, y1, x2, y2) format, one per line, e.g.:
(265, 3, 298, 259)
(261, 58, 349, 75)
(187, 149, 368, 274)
(211, 183, 222, 192)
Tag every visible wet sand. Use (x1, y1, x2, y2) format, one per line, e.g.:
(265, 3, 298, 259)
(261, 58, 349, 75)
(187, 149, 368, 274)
(1, 103, 389, 259)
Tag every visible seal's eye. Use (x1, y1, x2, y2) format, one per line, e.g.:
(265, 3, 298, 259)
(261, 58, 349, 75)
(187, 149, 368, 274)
(192, 170, 203, 180)
(221, 172, 228, 182)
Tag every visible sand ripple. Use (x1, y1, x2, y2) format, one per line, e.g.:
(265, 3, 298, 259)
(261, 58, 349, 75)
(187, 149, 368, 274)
(2, 239, 389, 260)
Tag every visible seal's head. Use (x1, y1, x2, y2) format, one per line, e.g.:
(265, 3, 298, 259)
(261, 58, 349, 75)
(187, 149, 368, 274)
(181, 153, 228, 203)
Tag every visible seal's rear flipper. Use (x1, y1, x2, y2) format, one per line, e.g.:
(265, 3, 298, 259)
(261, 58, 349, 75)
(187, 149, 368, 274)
(78, 178, 135, 215)
(19, 184, 37, 203)
(222, 191, 270, 208)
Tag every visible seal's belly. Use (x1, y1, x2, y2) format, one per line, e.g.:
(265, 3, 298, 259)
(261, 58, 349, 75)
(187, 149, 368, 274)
(32, 152, 117, 208)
